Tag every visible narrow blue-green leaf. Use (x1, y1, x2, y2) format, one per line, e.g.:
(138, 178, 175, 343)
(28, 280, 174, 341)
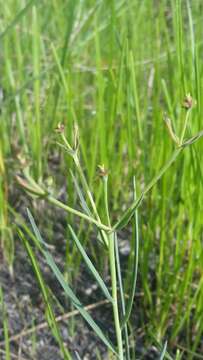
(27, 212, 116, 354)
(0, 0, 39, 40)
(69, 225, 113, 303)
(27, 208, 47, 248)
(70, 171, 92, 216)
(43, 250, 116, 354)
(18, 229, 72, 360)
(74, 351, 82, 360)
(159, 341, 167, 360)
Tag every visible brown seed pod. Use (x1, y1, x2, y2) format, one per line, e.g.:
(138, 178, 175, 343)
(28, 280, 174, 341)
(55, 122, 65, 133)
(97, 164, 108, 178)
(182, 94, 196, 110)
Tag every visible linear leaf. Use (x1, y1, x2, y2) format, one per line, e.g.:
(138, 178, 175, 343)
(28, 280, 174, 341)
(74, 351, 82, 360)
(70, 171, 93, 216)
(27, 211, 116, 354)
(182, 129, 203, 147)
(43, 250, 116, 354)
(18, 230, 72, 360)
(27, 208, 47, 248)
(159, 341, 167, 360)
(69, 225, 113, 303)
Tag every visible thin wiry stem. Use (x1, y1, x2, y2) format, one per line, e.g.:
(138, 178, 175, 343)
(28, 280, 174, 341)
(47, 195, 111, 232)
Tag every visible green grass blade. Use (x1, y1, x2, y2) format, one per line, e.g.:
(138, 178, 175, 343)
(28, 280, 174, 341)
(69, 225, 113, 303)
(32, 5, 42, 179)
(27, 211, 116, 354)
(18, 230, 72, 360)
(52, 0, 79, 122)
(114, 233, 130, 360)
(175, 0, 186, 94)
(0, 0, 39, 40)
(0, 288, 11, 360)
(150, 336, 173, 360)
(121, 178, 139, 328)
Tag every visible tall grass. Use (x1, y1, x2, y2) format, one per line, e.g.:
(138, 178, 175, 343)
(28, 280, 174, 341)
(1, 0, 203, 358)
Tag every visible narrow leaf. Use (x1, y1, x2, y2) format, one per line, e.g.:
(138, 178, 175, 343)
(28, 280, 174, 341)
(69, 225, 113, 303)
(70, 171, 92, 216)
(27, 212, 116, 354)
(27, 208, 47, 248)
(18, 230, 72, 360)
(182, 129, 203, 147)
(74, 351, 83, 360)
(159, 341, 167, 360)
(43, 250, 116, 354)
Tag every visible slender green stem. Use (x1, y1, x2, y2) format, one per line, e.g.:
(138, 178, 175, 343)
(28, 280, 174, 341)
(180, 109, 192, 144)
(113, 147, 183, 231)
(61, 133, 73, 151)
(73, 154, 100, 220)
(121, 178, 139, 328)
(47, 195, 110, 232)
(108, 233, 124, 359)
(103, 175, 125, 357)
(61, 133, 100, 220)
(73, 155, 109, 247)
(103, 176, 111, 227)
(115, 233, 130, 360)
(61, 133, 109, 241)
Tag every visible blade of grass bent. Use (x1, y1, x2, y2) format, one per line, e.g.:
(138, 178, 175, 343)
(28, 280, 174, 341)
(27, 211, 116, 354)
(69, 225, 113, 303)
